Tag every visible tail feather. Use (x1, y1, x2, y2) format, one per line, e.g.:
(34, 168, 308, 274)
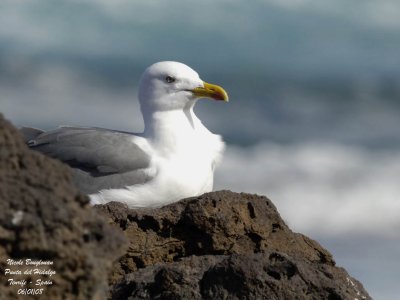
(20, 127, 44, 144)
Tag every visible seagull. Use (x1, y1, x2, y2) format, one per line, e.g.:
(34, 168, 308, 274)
(21, 61, 228, 208)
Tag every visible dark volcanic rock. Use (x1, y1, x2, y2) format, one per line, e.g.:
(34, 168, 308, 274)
(96, 192, 371, 300)
(0, 113, 371, 299)
(113, 253, 366, 300)
(0, 115, 126, 300)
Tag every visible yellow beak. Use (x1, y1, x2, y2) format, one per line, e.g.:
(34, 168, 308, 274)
(192, 81, 229, 102)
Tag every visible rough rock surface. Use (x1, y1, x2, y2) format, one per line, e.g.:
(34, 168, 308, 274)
(0, 114, 126, 300)
(0, 113, 371, 299)
(96, 192, 371, 300)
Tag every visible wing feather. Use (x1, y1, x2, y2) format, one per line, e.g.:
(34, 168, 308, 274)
(24, 126, 153, 194)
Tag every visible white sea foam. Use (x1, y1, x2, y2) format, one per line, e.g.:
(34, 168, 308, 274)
(215, 142, 400, 237)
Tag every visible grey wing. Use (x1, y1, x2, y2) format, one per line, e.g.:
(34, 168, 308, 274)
(21, 126, 154, 194)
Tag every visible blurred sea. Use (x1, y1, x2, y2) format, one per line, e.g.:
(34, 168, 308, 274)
(1, 1, 399, 298)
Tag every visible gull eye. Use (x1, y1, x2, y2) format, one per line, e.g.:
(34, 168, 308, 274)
(165, 76, 176, 83)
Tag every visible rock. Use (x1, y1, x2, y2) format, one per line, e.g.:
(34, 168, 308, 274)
(96, 192, 371, 300)
(0, 114, 126, 300)
(0, 113, 371, 299)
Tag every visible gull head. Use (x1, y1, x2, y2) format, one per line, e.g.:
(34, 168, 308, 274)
(139, 61, 228, 113)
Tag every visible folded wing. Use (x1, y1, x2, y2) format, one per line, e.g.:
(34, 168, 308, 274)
(21, 126, 153, 194)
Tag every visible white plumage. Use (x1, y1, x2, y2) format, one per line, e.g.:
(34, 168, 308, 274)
(22, 61, 228, 208)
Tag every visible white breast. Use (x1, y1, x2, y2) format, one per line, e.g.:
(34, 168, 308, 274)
(90, 110, 225, 208)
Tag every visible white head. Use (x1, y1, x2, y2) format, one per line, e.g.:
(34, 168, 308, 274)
(138, 61, 228, 115)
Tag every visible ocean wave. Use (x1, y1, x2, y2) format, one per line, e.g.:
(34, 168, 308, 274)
(215, 142, 400, 237)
